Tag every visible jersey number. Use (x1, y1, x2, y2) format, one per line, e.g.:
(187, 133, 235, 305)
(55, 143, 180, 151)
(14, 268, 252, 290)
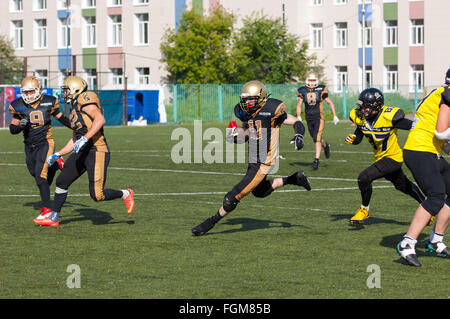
(248, 119, 262, 140)
(69, 109, 83, 130)
(306, 92, 317, 105)
(366, 133, 390, 152)
(29, 110, 44, 128)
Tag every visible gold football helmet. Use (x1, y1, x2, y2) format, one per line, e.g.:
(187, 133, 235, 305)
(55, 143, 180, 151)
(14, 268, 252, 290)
(305, 71, 319, 88)
(61, 76, 88, 103)
(239, 80, 268, 115)
(21, 76, 42, 104)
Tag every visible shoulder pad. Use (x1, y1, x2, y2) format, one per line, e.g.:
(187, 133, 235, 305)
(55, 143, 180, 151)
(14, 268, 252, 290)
(77, 91, 100, 107)
(381, 106, 401, 121)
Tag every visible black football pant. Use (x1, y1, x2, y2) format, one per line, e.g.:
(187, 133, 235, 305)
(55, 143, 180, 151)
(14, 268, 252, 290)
(227, 163, 274, 202)
(25, 141, 59, 208)
(357, 157, 425, 207)
(404, 150, 450, 216)
(53, 148, 123, 214)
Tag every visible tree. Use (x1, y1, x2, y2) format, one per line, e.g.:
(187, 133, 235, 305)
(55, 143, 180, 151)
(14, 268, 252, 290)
(233, 11, 319, 84)
(160, 6, 249, 84)
(0, 35, 23, 84)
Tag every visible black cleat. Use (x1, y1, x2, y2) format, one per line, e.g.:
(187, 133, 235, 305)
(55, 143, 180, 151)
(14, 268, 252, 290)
(397, 242, 421, 267)
(324, 143, 330, 159)
(309, 159, 319, 170)
(294, 170, 311, 191)
(425, 240, 450, 258)
(192, 217, 216, 236)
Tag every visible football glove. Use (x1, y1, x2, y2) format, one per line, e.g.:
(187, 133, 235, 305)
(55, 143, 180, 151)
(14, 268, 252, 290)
(290, 134, 304, 150)
(73, 136, 88, 153)
(47, 152, 61, 166)
(226, 127, 237, 144)
(345, 134, 356, 145)
(333, 116, 339, 125)
(19, 118, 29, 129)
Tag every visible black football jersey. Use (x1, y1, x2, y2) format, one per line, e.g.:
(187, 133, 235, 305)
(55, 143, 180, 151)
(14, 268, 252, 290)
(234, 98, 287, 165)
(9, 95, 61, 145)
(297, 84, 329, 119)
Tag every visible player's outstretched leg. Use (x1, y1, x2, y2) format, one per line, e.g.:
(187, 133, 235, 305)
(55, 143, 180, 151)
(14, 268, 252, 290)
(283, 170, 311, 191)
(191, 211, 222, 236)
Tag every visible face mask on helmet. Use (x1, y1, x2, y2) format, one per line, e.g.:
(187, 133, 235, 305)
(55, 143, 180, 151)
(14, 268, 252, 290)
(61, 76, 88, 103)
(305, 72, 319, 89)
(239, 80, 268, 115)
(357, 88, 384, 119)
(21, 76, 42, 104)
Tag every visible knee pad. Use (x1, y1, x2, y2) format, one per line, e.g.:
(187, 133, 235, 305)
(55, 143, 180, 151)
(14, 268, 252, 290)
(357, 170, 372, 191)
(422, 194, 446, 216)
(223, 193, 239, 213)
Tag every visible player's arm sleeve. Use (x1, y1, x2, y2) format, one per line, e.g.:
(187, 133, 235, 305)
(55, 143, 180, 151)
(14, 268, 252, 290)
(441, 87, 450, 107)
(273, 102, 288, 127)
(322, 87, 329, 100)
(9, 124, 22, 134)
(57, 114, 72, 128)
(352, 127, 364, 145)
(392, 109, 413, 130)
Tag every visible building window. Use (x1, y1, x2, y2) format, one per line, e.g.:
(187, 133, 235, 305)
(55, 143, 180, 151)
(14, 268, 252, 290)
(108, 0, 122, 6)
(311, 0, 323, 6)
(385, 20, 398, 47)
(57, 0, 70, 9)
(34, 19, 47, 49)
(10, 0, 23, 12)
(35, 70, 48, 88)
(310, 23, 323, 49)
(136, 67, 150, 85)
(109, 15, 122, 46)
(335, 66, 348, 93)
(34, 0, 47, 10)
(334, 22, 348, 48)
(135, 13, 149, 45)
(111, 68, 123, 86)
(11, 20, 23, 49)
(334, 0, 347, 5)
(84, 16, 96, 47)
(85, 69, 97, 90)
(361, 66, 373, 89)
(385, 65, 398, 92)
(134, 0, 149, 4)
(58, 18, 71, 48)
(410, 19, 424, 46)
(360, 20, 372, 47)
(410, 65, 424, 93)
(83, 0, 96, 7)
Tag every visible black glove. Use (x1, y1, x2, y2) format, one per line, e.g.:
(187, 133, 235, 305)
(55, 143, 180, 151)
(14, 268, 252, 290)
(290, 134, 304, 150)
(19, 118, 29, 129)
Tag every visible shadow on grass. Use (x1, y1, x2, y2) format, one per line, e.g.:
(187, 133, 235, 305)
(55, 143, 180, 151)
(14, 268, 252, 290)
(330, 213, 410, 230)
(205, 217, 306, 236)
(60, 208, 135, 226)
(379, 232, 436, 266)
(24, 201, 90, 210)
(288, 161, 327, 169)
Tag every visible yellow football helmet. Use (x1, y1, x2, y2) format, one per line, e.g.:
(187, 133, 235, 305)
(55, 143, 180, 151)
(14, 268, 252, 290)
(61, 76, 88, 103)
(21, 76, 42, 104)
(305, 71, 319, 88)
(239, 80, 268, 115)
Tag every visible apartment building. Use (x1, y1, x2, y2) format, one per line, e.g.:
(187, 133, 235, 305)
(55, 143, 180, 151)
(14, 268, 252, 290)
(1, 0, 449, 94)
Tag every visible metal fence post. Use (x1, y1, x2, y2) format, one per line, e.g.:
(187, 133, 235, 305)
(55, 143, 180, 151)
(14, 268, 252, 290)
(173, 84, 178, 123)
(342, 85, 347, 119)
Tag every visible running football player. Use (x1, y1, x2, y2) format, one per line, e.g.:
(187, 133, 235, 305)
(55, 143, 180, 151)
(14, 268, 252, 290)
(191, 80, 312, 236)
(9, 76, 71, 218)
(33, 76, 135, 227)
(296, 71, 339, 170)
(397, 69, 450, 267)
(345, 88, 425, 226)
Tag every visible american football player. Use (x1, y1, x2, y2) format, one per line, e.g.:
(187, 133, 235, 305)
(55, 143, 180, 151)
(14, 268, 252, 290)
(33, 76, 135, 227)
(296, 72, 339, 169)
(346, 88, 425, 226)
(397, 69, 450, 267)
(191, 80, 312, 236)
(9, 76, 71, 218)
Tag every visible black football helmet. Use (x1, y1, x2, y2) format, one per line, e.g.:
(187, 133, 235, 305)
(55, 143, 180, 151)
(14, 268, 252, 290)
(445, 68, 450, 84)
(356, 88, 384, 119)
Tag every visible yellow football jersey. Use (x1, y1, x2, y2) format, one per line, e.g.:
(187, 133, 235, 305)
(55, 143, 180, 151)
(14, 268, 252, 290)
(403, 86, 448, 154)
(350, 106, 404, 162)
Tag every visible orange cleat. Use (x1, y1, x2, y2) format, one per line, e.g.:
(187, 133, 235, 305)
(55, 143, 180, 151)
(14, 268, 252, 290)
(124, 188, 135, 215)
(33, 216, 59, 228)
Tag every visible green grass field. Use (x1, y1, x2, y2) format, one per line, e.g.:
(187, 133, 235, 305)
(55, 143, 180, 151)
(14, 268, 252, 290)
(0, 121, 448, 300)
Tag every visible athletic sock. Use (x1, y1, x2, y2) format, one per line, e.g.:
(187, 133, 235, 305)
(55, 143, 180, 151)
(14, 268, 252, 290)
(401, 236, 417, 249)
(121, 189, 130, 199)
(49, 211, 60, 222)
(210, 211, 223, 224)
(429, 231, 444, 244)
(283, 172, 298, 185)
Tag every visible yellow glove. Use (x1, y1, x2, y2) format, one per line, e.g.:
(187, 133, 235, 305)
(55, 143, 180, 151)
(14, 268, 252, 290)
(345, 134, 356, 144)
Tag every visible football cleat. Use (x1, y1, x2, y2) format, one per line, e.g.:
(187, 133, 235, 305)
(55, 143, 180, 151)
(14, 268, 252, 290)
(124, 188, 135, 214)
(425, 240, 450, 258)
(192, 217, 216, 236)
(56, 157, 65, 170)
(34, 207, 52, 221)
(309, 159, 319, 170)
(293, 170, 311, 191)
(33, 216, 59, 228)
(349, 206, 370, 225)
(324, 143, 330, 159)
(397, 241, 421, 267)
